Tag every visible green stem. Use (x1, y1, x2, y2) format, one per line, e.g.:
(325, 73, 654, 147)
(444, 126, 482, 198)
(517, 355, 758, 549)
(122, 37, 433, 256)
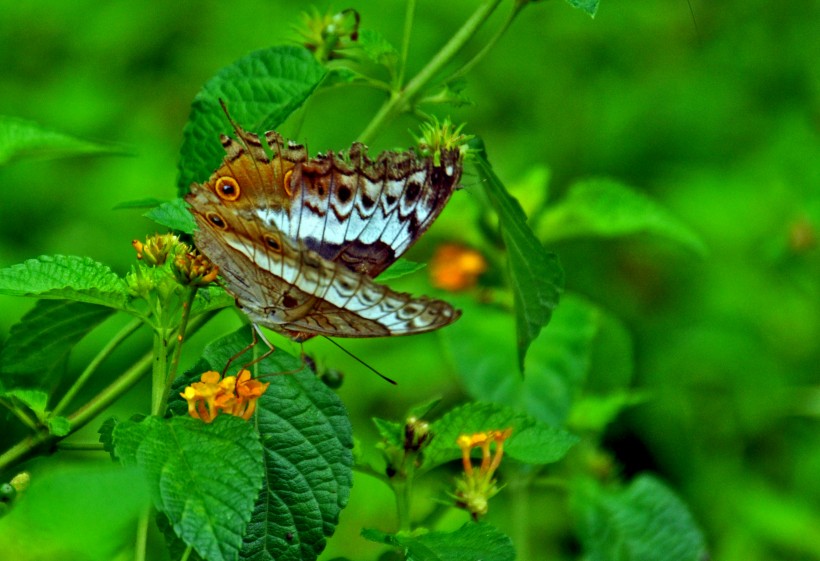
(164, 288, 198, 403)
(151, 329, 171, 416)
(134, 506, 149, 561)
(56, 442, 104, 451)
(395, 0, 417, 89)
(444, 2, 524, 83)
(394, 455, 417, 532)
(0, 350, 153, 473)
(53, 318, 143, 416)
(357, 0, 503, 144)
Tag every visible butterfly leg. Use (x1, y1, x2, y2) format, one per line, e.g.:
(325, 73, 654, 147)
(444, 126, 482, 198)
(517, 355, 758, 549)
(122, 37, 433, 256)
(220, 324, 276, 376)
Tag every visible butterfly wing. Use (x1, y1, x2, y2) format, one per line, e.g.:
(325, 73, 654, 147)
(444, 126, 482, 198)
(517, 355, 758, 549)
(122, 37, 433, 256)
(186, 175, 460, 339)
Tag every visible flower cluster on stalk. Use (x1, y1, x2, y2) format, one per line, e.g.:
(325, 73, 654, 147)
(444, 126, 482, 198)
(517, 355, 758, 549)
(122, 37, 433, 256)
(453, 428, 513, 520)
(180, 370, 269, 423)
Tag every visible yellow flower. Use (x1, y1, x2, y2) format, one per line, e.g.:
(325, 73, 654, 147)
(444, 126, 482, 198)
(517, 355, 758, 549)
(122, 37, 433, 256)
(453, 428, 513, 520)
(180, 370, 269, 423)
(430, 243, 487, 291)
(172, 251, 219, 286)
(133, 233, 185, 266)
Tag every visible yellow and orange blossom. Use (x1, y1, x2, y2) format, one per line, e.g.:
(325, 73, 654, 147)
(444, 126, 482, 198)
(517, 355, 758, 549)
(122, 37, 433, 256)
(181, 370, 270, 423)
(454, 428, 513, 520)
(430, 243, 487, 291)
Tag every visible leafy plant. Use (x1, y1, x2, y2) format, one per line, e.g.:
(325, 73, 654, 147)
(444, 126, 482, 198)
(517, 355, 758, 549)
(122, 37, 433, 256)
(0, 1, 713, 560)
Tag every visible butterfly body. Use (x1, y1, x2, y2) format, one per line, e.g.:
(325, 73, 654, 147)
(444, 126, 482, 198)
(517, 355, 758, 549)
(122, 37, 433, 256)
(186, 122, 462, 341)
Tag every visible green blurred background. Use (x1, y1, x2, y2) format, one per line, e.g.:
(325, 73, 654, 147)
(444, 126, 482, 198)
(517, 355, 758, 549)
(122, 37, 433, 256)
(1, 0, 819, 559)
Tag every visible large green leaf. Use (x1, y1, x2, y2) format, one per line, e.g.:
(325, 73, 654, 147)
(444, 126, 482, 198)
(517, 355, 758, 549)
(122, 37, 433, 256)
(0, 115, 125, 165)
(114, 415, 264, 561)
(0, 299, 113, 376)
(442, 293, 600, 426)
(573, 475, 707, 561)
(177, 45, 327, 194)
(0, 255, 128, 309)
(176, 327, 354, 561)
(362, 522, 515, 561)
(422, 402, 577, 470)
(539, 178, 707, 255)
(472, 149, 564, 371)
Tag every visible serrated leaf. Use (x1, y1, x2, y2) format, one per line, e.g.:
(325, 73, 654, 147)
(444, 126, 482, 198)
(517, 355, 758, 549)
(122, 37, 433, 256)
(0, 255, 128, 309)
(1, 388, 48, 419)
(423, 402, 577, 470)
(376, 259, 426, 282)
(472, 148, 564, 371)
(0, 465, 149, 561)
(443, 293, 600, 426)
(573, 475, 707, 561)
(356, 29, 400, 68)
(175, 326, 354, 561)
(114, 415, 264, 561)
(177, 45, 327, 194)
(0, 299, 114, 376)
(47, 415, 71, 436)
(0, 115, 126, 166)
(539, 178, 707, 255)
(143, 198, 197, 233)
(362, 522, 515, 561)
(564, 0, 599, 18)
(190, 284, 236, 316)
(98, 417, 118, 459)
(372, 417, 404, 448)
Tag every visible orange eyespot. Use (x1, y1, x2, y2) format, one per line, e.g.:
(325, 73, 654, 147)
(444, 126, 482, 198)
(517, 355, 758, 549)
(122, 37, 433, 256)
(283, 169, 293, 197)
(207, 213, 228, 230)
(215, 177, 240, 201)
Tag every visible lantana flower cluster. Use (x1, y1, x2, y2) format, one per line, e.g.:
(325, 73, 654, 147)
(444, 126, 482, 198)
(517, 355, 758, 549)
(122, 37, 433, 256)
(180, 370, 269, 423)
(454, 428, 513, 520)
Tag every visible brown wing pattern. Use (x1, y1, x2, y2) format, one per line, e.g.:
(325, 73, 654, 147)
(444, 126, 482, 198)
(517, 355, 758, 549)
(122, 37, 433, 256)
(185, 122, 462, 340)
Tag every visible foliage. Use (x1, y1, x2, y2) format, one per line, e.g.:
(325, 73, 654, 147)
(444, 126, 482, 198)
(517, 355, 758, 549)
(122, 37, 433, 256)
(1, 0, 817, 560)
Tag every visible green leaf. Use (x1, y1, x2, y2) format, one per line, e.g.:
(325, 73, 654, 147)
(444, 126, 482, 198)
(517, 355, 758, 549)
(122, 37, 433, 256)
(423, 402, 577, 470)
(1, 388, 48, 419)
(0, 115, 126, 166)
(373, 417, 404, 448)
(0, 255, 128, 309)
(177, 326, 354, 561)
(113, 415, 264, 561)
(568, 391, 646, 433)
(47, 415, 71, 436)
(111, 197, 167, 210)
(177, 45, 327, 194)
(0, 299, 114, 376)
(362, 522, 515, 561)
(190, 284, 236, 316)
(472, 149, 564, 371)
(355, 29, 400, 68)
(0, 465, 150, 561)
(442, 293, 600, 426)
(539, 178, 707, 255)
(564, 0, 599, 18)
(573, 475, 707, 561)
(376, 259, 426, 282)
(143, 198, 196, 234)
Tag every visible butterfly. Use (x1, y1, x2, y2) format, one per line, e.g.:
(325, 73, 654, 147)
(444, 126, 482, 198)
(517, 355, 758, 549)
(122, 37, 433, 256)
(185, 114, 462, 342)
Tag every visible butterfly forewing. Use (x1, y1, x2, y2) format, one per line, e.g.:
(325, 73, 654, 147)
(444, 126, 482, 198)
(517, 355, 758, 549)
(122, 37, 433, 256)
(185, 120, 462, 341)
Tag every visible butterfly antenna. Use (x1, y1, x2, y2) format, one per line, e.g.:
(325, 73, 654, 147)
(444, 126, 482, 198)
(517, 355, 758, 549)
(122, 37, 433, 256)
(322, 337, 397, 385)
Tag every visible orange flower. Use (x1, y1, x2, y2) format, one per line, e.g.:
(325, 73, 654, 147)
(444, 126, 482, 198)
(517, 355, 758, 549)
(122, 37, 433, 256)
(453, 428, 513, 519)
(180, 370, 269, 423)
(430, 244, 487, 291)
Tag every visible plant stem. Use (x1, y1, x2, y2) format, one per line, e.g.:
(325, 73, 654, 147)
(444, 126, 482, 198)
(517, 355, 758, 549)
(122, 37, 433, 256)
(151, 329, 170, 416)
(357, 0, 503, 144)
(161, 288, 198, 414)
(53, 318, 143, 416)
(444, 2, 524, 83)
(134, 506, 149, 561)
(395, 0, 417, 89)
(394, 456, 416, 532)
(0, 350, 153, 472)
